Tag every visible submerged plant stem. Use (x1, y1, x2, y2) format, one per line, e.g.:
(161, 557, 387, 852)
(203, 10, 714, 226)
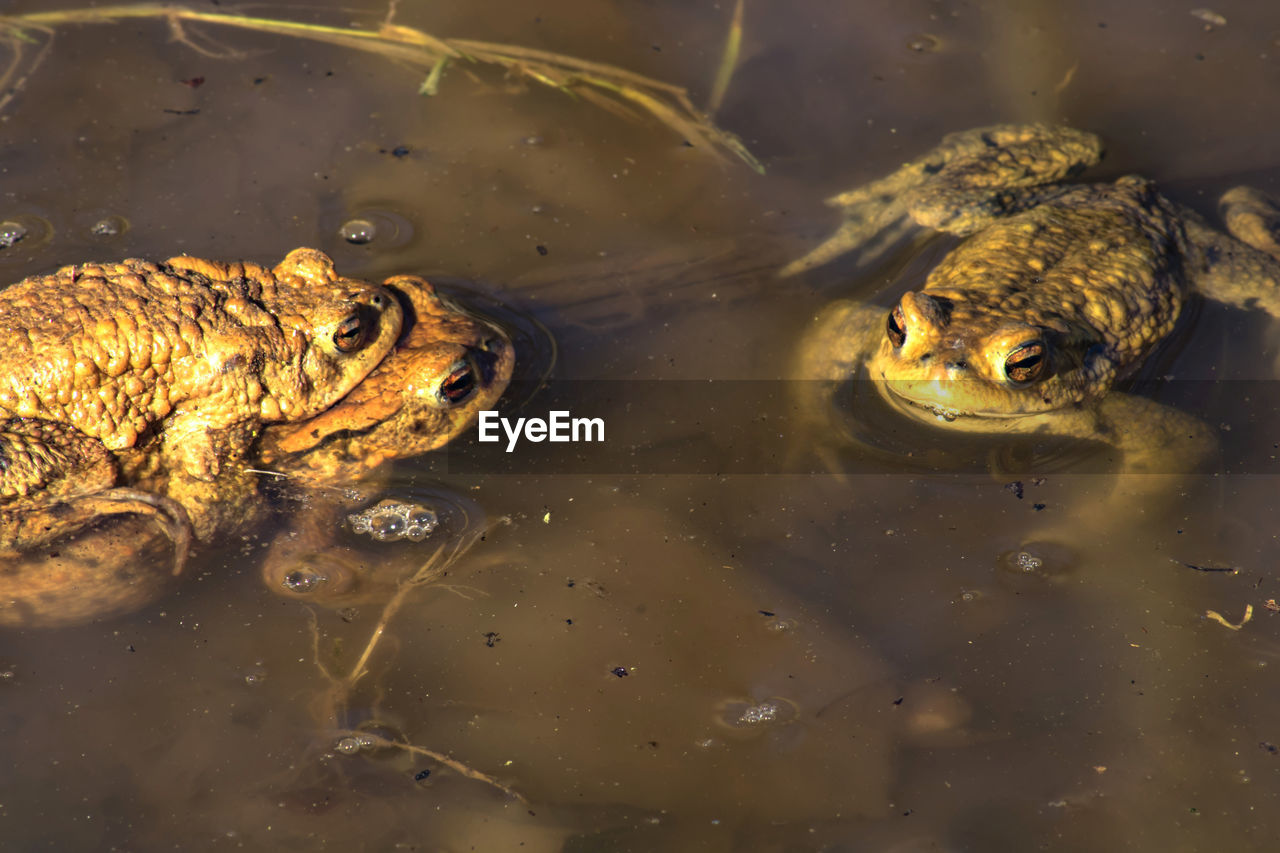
(707, 0, 744, 115)
(306, 516, 513, 799)
(0, 3, 761, 171)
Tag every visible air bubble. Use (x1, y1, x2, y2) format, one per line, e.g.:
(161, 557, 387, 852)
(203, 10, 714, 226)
(355, 720, 407, 760)
(89, 216, 129, 238)
(0, 221, 28, 248)
(281, 569, 323, 593)
(369, 512, 405, 540)
(335, 736, 362, 755)
(331, 208, 415, 249)
(339, 218, 377, 245)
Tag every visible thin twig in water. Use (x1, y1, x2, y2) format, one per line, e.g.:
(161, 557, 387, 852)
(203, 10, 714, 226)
(1171, 559, 1239, 574)
(305, 515, 515, 799)
(343, 517, 507, 689)
(330, 730, 526, 801)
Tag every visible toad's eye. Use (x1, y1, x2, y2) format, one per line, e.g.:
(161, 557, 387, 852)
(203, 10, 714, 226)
(886, 304, 907, 347)
(1004, 341, 1047, 384)
(333, 312, 370, 353)
(436, 358, 478, 406)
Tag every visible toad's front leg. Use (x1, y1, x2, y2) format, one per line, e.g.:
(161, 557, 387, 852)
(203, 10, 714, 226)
(1012, 393, 1216, 539)
(790, 300, 888, 464)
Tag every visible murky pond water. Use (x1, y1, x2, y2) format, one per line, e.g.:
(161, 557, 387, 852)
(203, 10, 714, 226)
(3, 0, 1280, 849)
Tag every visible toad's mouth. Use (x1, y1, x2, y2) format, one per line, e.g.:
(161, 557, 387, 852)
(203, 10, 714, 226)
(880, 382, 1026, 423)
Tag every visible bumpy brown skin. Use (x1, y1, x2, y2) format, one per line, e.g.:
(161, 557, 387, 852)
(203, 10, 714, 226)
(0, 248, 403, 554)
(869, 178, 1185, 418)
(792, 124, 1280, 474)
(257, 275, 514, 604)
(0, 274, 511, 626)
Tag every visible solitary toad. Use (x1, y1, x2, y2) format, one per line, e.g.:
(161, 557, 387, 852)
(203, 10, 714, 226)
(790, 124, 1280, 473)
(0, 248, 403, 563)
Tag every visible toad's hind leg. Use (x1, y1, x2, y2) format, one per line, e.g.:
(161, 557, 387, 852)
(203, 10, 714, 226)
(1186, 187, 1280, 319)
(781, 123, 1104, 276)
(0, 418, 192, 571)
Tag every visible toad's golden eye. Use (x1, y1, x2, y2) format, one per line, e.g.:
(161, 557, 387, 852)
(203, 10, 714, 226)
(1004, 341, 1047, 384)
(333, 312, 370, 354)
(436, 359, 478, 406)
(886, 304, 907, 347)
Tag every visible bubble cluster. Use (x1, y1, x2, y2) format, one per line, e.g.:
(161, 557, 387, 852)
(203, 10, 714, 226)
(715, 696, 799, 731)
(1013, 551, 1043, 572)
(348, 501, 438, 542)
(996, 542, 1075, 583)
(334, 734, 376, 755)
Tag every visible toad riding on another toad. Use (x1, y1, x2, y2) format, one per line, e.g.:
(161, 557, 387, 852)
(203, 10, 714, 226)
(789, 123, 1280, 476)
(0, 248, 513, 626)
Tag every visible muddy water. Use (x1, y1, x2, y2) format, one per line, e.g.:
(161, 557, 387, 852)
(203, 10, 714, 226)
(3, 0, 1280, 849)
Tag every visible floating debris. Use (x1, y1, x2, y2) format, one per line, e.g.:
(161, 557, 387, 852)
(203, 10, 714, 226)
(1172, 558, 1238, 574)
(1205, 604, 1252, 631)
(905, 33, 940, 53)
(1190, 8, 1226, 27)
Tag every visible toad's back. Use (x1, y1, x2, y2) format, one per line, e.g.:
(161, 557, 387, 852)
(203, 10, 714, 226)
(922, 178, 1188, 376)
(0, 258, 299, 449)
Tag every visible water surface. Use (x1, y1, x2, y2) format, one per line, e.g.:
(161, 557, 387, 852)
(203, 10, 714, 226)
(3, 0, 1280, 849)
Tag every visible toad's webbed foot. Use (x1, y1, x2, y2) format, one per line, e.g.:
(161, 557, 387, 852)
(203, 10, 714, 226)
(781, 124, 1103, 276)
(1220, 186, 1280, 259)
(1190, 186, 1280, 321)
(1, 417, 118, 498)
